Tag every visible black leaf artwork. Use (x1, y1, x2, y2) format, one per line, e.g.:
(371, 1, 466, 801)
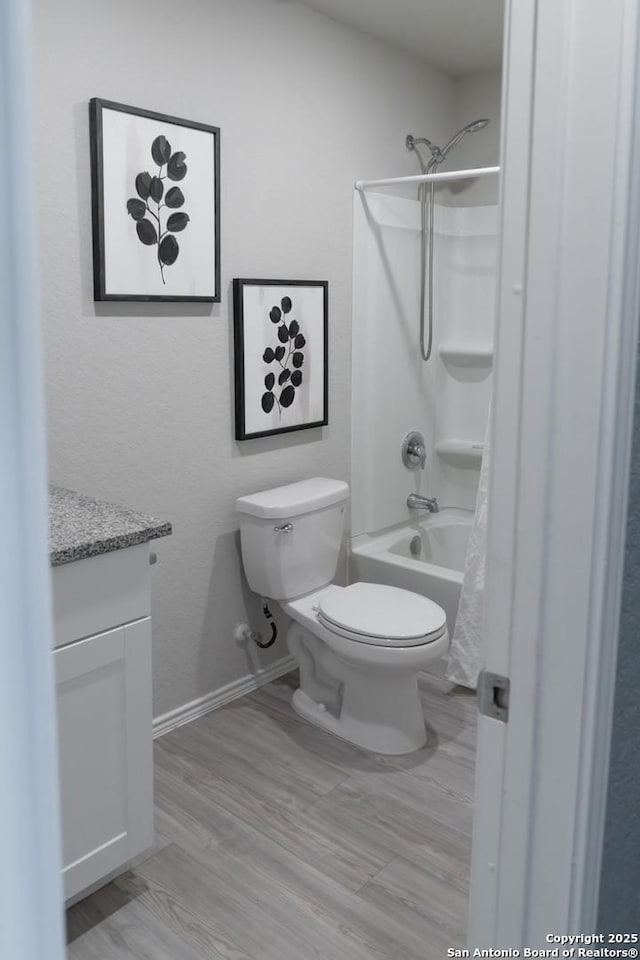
(126, 133, 189, 284)
(136, 219, 158, 245)
(167, 151, 187, 181)
(149, 176, 163, 203)
(165, 186, 185, 208)
(135, 172, 152, 199)
(159, 234, 179, 265)
(167, 212, 190, 232)
(126, 198, 146, 221)
(151, 135, 171, 165)
(261, 296, 306, 418)
(233, 278, 327, 440)
(280, 385, 295, 408)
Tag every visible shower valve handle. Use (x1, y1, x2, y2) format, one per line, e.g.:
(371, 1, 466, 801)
(402, 431, 427, 470)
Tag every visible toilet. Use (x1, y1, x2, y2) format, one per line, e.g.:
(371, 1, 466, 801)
(236, 477, 449, 755)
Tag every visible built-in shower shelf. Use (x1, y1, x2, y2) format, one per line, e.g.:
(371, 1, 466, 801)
(435, 439, 485, 465)
(438, 342, 494, 364)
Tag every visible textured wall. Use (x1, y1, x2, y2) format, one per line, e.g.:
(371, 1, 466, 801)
(33, 0, 456, 716)
(598, 343, 640, 931)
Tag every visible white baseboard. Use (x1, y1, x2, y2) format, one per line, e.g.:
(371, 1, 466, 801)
(152, 654, 296, 740)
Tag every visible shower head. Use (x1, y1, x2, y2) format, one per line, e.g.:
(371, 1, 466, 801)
(440, 118, 489, 160)
(406, 119, 489, 169)
(466, 119, 490, 132)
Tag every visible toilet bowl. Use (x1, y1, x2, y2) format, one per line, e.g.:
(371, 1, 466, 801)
(283, 582, 448, 754)
(236, 477, 449, 755)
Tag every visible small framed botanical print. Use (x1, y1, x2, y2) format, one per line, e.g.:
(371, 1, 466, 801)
(233, 279, 328, 441)
(89, 98, 220, 302)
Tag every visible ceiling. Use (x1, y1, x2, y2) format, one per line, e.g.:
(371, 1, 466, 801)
(297, 0, 504, 77)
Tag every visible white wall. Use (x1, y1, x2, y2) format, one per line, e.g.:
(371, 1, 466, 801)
(33, 0, 456, 717)
(449, 69, 503, 206)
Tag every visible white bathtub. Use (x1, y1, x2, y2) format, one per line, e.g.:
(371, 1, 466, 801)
(350, 508, 472, 636)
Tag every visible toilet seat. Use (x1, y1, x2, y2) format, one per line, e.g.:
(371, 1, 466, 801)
(317, 582, 447, 647)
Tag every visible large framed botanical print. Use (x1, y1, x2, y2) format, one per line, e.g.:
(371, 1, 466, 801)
(89, 98, 220, 302)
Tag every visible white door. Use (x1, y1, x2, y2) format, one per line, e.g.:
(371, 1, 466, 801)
(0, 0, 66, 958)
(468, 0, 640, 945)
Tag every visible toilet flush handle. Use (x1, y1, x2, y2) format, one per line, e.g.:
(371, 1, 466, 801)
(274, 522, 294, 533)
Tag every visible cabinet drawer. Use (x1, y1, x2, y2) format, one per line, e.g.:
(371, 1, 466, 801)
(52, 544, 150, 648)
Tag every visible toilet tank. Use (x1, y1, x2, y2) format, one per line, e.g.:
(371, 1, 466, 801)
(236, 478, 349, 600)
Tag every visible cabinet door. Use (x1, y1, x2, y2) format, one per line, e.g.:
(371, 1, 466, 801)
(55, 617, 153, 902)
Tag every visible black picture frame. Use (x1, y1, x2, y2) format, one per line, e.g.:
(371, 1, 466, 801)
(233, 279, 329, 441)
(89, 97, 220, 302)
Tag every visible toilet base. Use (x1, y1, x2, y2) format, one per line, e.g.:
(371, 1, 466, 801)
(291, 682, 428, 756)
(283, 592, 448, 756)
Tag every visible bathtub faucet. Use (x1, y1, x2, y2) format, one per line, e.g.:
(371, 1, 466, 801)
(407, 493, 439, 513)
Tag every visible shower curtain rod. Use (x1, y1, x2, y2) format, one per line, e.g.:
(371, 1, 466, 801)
(354, 165, 500, 191)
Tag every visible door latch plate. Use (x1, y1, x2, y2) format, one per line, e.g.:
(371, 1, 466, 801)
(477, 670, 510, 723)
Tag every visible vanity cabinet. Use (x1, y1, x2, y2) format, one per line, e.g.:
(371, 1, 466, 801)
(52, 543, 154, 903)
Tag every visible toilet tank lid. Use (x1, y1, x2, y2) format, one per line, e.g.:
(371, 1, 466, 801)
(236, 478, 349, 519)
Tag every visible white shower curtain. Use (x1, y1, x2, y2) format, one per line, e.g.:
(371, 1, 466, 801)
(445, 404, 491, 689)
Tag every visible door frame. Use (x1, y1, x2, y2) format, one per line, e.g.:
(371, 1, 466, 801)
(0, 0, 65, 958)
(469, 0, 640, 944)
(2, 0, 639, 953)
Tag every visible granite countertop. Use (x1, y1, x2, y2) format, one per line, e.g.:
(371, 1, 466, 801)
(49, 486, 172, 567)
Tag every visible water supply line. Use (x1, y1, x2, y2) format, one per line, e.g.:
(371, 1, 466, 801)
(253, 599, 277, 648)
(234, 601, 278, 649)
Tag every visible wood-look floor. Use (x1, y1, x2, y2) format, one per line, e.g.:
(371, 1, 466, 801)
(67, 670, 477, 960)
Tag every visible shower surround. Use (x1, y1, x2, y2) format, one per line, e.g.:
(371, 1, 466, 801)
(350, 190, 496, 638)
